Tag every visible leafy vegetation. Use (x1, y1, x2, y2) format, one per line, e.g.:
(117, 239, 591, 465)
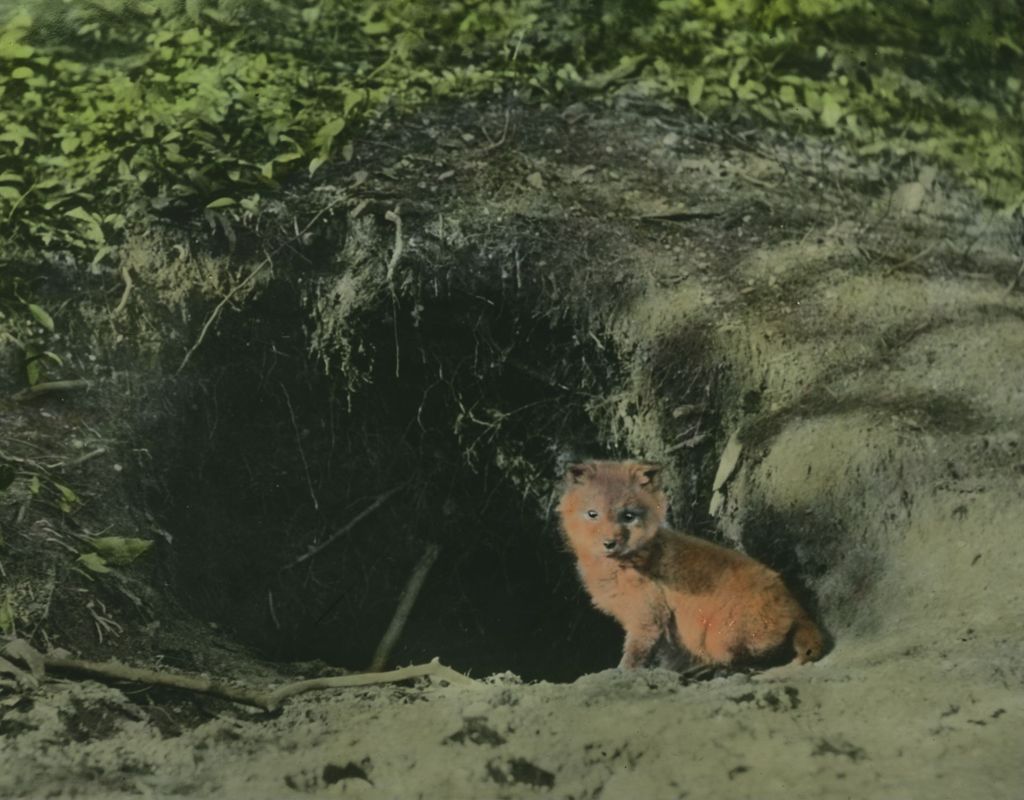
(1, 0, 1020, 269)
(0, 0, 1013, 533)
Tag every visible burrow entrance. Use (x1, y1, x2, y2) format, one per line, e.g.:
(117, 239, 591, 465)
(136, 205, 729, 680)
(141, 275, 704, 682)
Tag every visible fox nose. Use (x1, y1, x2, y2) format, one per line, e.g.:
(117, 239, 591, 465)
(603, 529, 629, 554)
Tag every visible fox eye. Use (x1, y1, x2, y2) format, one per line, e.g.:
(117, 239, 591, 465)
(586, 510, 599, 519)
(623, 511, 636, 522)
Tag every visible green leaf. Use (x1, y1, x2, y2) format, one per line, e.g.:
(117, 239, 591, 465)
(202, 7, 232, 24)
(26, 358, 41, 386)
(362, 19, 391, 35)
(27, 303, 54, 331)
(688, 75, 705, 107)
(91, 536, 153, 566)
(179, 27, 203, 46)
(0, 40, 34, 60)
(28, 474, 40, 495)
(54, 482, 78, 504)
(76, 552, 111, 573)
(820, 93, 843, 128)
(0, 123, 36, 149)
(205, 197, 236, 209)
(65, 207, 105, 243)
(313, 117, 346, 153)
(54, 480, 78, 513)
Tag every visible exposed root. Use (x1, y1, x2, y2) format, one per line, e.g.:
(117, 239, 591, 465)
(113, 265, 134, 314)
(1, 638, 477, 713)
(176, 258, 270, 375)
(282, 484, 405, 570)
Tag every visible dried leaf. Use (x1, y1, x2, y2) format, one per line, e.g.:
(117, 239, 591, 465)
(711, 431, 743, 493)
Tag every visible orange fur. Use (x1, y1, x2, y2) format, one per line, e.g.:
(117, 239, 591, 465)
(557, 460, 824, 669)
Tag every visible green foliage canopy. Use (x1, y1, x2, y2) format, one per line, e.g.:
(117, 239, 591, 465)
(0, 0, 1021, 272)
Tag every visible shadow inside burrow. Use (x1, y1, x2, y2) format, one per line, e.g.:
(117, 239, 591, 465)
(140, 278, 633, 683)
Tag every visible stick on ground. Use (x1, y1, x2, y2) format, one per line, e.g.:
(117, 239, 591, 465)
(369, 542, 441, 672)
(12, 380, 91, 403)
(1, 639, 476, 713)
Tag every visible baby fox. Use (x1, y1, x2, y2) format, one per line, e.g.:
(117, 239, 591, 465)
(558, 460, 824, 669)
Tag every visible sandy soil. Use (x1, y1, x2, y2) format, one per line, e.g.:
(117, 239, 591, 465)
(1, 644, 1020, 798)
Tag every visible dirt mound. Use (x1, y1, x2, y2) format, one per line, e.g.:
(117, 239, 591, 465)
(2, 99, 1022, 798)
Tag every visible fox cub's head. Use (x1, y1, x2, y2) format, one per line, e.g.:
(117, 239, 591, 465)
(557, 460, 666, 559)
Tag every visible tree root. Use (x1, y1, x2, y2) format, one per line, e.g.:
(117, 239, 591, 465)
(1, 639, 477, 713)
(282, 483, 404, 570)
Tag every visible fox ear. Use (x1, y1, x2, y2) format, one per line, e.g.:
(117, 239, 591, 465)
(632, 463, 662, 489)
(566, 462, 596, 484)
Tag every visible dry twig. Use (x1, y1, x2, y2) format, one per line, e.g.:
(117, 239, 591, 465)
(12, 379, 91, 403)
(369, 543, 440, 672)
(1, 640, 475, 712)
(47, 447, 108, 470)
(282, 484, 404, 570)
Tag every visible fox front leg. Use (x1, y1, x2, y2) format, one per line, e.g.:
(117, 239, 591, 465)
(618, 625, 661, 669)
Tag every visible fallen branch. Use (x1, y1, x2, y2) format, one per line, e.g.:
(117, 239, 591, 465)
(369, 542, 440, 672)
(282, 484, 404, 570)
(2, 639, 476, 713)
